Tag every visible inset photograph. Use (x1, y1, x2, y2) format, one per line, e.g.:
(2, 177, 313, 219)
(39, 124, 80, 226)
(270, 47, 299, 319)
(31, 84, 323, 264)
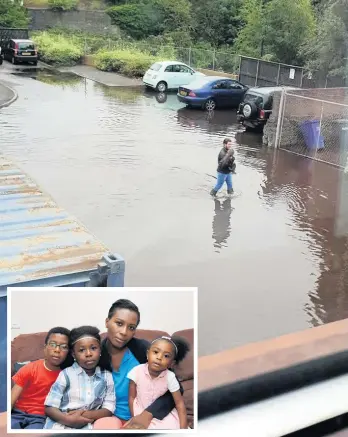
(8, 287, 197, 433)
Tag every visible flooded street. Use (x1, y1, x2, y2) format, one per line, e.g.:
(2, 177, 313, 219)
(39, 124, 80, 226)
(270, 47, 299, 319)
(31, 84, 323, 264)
(1, 66, 348, 356)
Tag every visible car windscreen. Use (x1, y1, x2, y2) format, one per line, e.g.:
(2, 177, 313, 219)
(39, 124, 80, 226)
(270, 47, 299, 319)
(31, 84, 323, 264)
(18, 42, 35, 50)
(149, 63, 162, 71)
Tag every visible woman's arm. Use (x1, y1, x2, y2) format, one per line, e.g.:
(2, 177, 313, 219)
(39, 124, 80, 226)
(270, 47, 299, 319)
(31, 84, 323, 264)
(128, 380, 137, 417)
(172, 391, 188, 429)
(11, 384, 23, 410)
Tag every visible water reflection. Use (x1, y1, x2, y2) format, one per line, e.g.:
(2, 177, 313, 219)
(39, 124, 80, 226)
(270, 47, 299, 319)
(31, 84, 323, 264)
(212, 197, 233, 252)
(262, 149, 348, 326)
(97, 85, 143, 104)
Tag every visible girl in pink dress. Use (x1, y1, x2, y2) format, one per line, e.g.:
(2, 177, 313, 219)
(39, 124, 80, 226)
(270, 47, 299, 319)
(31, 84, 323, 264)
(126, 336, 189, 430)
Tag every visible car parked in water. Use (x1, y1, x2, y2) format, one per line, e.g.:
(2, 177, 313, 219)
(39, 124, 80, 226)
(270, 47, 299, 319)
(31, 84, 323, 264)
(177, 76, 248, 110)
(143, 61, 205, 92)
(2, 39, 38, 65)
(236, 86, 297, 131)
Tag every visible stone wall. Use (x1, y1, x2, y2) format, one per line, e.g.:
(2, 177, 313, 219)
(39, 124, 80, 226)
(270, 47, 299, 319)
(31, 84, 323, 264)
(27, 8, 119, 35)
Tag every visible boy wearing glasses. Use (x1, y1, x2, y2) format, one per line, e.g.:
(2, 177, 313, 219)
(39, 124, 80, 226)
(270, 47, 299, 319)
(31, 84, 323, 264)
(11, 327, 70, 430)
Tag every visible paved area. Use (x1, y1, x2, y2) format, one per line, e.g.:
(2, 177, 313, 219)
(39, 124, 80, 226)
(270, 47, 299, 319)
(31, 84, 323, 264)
(0, 81, 16, 108)
(59, 65, 143, 87)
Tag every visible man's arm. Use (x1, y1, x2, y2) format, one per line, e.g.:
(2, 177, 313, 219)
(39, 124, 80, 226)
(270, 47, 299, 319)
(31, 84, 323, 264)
(11, 384, 23, 410)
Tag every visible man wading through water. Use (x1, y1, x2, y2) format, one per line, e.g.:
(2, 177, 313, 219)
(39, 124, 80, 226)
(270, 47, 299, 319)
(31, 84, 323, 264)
(210, 138, 236, 197)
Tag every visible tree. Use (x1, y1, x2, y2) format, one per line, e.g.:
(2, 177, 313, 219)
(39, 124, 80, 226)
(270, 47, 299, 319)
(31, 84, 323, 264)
(234, 0, 316, 64)
(0, 0, 29, 28)
(302, 0, 348, 77)
(234, 0, 264, 57)
(191, 0, 242, 47)
(262, 0, 316, 64)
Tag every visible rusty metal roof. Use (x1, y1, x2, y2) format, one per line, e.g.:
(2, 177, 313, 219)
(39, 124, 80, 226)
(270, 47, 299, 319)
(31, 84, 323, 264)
(0, 155, 109, 292)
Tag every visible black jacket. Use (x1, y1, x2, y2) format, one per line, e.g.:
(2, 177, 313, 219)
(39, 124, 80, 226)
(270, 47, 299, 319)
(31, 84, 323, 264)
(101, 337, 183, 420)
(217, 147, 235, 174)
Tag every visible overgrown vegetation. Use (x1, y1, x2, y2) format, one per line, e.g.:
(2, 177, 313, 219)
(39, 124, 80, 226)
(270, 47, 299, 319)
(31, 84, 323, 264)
(94, 49, 156, 76)
(0, 0, 29, 28)
(48, 0, 78, 10)
(32, 31, 83, 65)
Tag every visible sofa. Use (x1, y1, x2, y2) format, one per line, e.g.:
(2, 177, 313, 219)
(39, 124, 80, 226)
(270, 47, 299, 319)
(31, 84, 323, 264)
(1, 327, 194, 435)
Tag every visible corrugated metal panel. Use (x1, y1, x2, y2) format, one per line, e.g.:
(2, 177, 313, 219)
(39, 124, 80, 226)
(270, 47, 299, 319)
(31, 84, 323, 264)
(0, 155, 109, 290)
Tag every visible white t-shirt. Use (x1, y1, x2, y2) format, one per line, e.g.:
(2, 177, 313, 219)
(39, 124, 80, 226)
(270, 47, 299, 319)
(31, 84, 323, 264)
(127, 366, 180, 393)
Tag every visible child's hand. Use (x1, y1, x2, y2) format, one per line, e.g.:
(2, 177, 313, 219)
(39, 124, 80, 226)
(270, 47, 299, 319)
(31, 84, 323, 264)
(65, 410, 93, 428)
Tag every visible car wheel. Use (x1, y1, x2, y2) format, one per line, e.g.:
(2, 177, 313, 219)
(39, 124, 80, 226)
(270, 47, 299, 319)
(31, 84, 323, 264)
(243, 102, 257, 119)
(204, 99, 216, 111)
(156, 81, 167, 93)
(33, 61, 38, 66)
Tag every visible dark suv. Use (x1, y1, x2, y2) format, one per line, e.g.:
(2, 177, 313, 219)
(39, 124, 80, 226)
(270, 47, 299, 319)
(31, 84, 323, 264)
(2, 39, 38, 65)
(236, 87, 278, 131)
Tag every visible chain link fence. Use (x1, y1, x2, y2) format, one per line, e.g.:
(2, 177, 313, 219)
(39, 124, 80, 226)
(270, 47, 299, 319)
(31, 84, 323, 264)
(278, 92, 348, 168)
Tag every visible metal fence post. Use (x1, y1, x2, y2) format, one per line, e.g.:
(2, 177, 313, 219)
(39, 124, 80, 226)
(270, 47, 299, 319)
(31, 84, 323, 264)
(238, 55, 242, 80)
(255, 60, 260, 86)
(276, 64, 281, 86)
(188, 46, 192, 67)
(212, 49, 216, 71)
(275, 88, 286, 149)
(300, 69, 304, 88)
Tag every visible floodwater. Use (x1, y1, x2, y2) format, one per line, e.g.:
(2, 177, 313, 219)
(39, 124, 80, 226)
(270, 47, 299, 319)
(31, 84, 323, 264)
(1, 66, 348, 356)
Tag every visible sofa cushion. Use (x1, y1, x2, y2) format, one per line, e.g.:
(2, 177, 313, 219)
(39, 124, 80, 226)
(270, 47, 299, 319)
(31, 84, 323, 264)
(11, 332, 47, 375)
(134, 329, 170, 343)
(181, 379, 194, 428)
(172, 329, 194, 382)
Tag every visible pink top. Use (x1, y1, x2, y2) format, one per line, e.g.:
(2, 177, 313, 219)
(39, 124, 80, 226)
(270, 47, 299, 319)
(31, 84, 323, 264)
(127, 363, 180, 411)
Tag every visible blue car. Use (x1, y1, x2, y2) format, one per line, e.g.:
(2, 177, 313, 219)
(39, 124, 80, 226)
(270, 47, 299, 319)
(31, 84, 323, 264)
(177, 76, 248, 110)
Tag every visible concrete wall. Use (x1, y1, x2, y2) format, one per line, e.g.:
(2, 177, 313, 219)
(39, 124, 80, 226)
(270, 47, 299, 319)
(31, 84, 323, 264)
(11, 288, 195, 339)
(28, 8, 119, 34)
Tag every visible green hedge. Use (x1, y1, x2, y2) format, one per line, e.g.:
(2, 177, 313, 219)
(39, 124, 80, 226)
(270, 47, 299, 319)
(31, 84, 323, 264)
(48, 0, 77, 10)
(94, 49, 157, 77)
(32, 32, 83, 66)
